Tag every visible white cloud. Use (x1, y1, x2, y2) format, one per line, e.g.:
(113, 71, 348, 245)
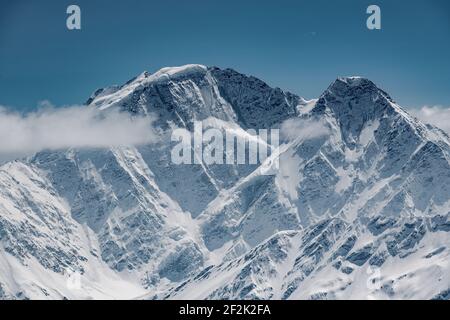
(280, 118, 330, 141)
(411, 106, 450, 134)
(0, 103, 158, 163)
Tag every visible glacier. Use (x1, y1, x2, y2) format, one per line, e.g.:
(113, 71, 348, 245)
(0, 64, 449, 300)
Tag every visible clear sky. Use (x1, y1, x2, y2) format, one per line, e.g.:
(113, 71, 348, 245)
(1, 0, 449, 110)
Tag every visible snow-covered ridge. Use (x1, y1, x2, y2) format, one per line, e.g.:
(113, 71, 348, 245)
(86, 64, 305, 129)
(87, 64, 208, 110)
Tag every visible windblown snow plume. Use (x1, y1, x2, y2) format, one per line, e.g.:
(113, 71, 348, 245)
(280, 118, 330, 141)
(411, 105, 450, 134)
(0, 104, 157, 162)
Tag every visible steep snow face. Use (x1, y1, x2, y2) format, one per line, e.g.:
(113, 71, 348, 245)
(0, 149, 209, 299)
(198, 173, 301, 251)
(0, 68, 449, 300)
(0, 162, 83, 274)
(30, 148, 206, 278)
(0, 161, 147, 299)
(163, 215, 450, 300)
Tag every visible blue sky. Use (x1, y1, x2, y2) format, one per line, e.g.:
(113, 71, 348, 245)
(1, 0, 449, 110)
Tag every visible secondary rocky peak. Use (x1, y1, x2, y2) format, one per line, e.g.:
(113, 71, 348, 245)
(325, 76, 393, 102)
(313, 76, 399, 145)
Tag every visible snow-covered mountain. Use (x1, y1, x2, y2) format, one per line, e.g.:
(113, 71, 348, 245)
(0, 65, 449, 300)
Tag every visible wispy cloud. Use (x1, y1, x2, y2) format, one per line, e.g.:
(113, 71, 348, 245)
(0, 103, 158, 163)
(280, 118, 330, 141)
(411, 105, 450, 134)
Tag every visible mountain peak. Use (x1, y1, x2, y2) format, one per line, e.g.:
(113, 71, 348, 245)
(313, 77, 401, 145)
(149, 64, 207, 81)
(317, 76, 394, 114)
(326, 76, 384, 98)
(85, 64, 304, 128)
(86, 64, 208, 109)
(336, 76, 370, 84)
(129, 65, 208, 85)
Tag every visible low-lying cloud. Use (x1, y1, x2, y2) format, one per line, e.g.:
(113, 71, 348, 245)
(280, 118, 330, 141)
(0, 104, 158, 163)
(411, 105, 450, 134)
